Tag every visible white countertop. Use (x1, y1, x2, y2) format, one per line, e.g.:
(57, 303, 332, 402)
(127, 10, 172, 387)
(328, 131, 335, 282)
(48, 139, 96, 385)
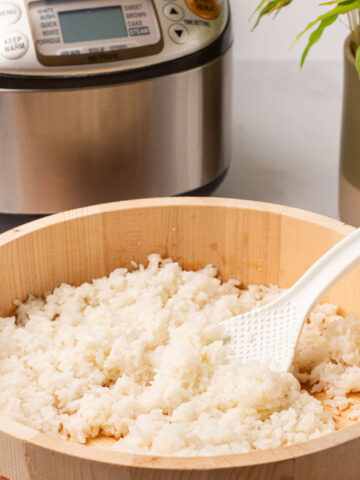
(215, 58, 343, 220)
(0, 59, 343, 233)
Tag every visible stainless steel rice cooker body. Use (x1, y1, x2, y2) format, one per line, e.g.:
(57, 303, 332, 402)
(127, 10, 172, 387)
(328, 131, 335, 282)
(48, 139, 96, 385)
(0, 0, 232, 213)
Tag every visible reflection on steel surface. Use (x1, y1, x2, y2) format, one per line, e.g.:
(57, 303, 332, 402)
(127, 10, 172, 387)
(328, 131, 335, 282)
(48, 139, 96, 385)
(0, 52, 232, 214)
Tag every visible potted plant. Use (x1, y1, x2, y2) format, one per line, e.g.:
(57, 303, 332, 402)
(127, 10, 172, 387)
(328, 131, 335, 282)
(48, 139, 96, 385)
(252, 0, 360, 226)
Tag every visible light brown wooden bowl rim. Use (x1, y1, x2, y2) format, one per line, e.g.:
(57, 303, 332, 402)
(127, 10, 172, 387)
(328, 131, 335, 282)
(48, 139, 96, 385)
(0, 197, 357, 471)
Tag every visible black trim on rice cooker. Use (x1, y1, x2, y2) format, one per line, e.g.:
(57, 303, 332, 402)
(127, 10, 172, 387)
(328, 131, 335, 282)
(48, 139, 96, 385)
(0, 16, 232, 91)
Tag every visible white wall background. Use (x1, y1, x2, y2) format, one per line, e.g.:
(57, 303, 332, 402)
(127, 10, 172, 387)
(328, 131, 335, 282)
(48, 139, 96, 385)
(230, 0, 348, 61)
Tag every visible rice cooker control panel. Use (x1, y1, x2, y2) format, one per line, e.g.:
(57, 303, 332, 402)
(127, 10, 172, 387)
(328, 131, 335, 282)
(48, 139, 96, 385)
(0, 0, 228, 75)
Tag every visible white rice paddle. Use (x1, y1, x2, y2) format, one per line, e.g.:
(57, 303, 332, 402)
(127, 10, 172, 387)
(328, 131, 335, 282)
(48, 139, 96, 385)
(221, 228, 360, 371)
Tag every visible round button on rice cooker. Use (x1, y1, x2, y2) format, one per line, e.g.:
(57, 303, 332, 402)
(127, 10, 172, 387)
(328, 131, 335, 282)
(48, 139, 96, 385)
(0, 2, 21, 27)
(185, 0, 219, 19)
(0, 31, 28, 59)
(168, 24, 188, 44)
(163, 3, 184, 21)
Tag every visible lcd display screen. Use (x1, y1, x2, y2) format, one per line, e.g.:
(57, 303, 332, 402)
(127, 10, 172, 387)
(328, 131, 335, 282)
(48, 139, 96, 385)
(58, 6, 128, 43)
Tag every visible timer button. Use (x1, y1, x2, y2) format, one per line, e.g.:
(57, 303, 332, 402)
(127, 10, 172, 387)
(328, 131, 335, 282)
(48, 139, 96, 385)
(168, 24, 188, 44)
(0, 31, 28, 59)
(0, 2, 21, 26)
(185, 0, 219, 19)
(163, 3, 184, 21)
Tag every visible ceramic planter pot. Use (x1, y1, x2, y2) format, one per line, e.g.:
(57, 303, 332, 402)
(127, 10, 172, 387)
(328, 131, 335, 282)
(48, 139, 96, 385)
(339, 35, 360, 225)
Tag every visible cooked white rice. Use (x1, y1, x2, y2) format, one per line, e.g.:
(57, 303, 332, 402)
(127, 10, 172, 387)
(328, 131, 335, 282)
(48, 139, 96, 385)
(0, 254, 357, 456)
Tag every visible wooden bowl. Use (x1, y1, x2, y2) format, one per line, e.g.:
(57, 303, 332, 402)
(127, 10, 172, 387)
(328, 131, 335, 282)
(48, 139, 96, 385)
(1, 197, 360, 480)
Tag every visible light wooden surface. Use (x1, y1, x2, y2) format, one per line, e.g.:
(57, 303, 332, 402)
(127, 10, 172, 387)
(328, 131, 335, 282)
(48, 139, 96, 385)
(1, 197, 360, 480)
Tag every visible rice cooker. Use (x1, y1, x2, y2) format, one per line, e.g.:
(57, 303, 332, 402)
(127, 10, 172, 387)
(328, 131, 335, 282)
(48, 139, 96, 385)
(0, 0, 232, 214)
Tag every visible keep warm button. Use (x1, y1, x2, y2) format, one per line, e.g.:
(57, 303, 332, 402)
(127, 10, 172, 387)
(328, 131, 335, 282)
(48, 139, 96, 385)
(0, 31, 28, 59)
(185, 0, 219, 19)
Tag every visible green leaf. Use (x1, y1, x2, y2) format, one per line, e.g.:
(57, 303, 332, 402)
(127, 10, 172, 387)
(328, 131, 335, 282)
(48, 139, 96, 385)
(319, 0, 344, 5)
(252, 0, 281, 29)
(300, 14, 338, 66)
(252, 0, 292, 30)
(295, 0, 360, 43)
(251, 0, 271, 20)
(356, 45, 360, 78)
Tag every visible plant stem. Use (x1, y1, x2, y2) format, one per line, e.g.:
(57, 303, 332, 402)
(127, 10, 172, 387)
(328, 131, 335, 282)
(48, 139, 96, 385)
(351, 10, 359, 47)
(347, 11, 360, 48)
(348, 12, 355, 44)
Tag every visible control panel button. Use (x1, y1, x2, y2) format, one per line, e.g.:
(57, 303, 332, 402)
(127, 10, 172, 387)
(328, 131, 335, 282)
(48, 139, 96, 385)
(168, 23, 188, 44)
(185, 0, 219, 19)
(0, 31, 28, 59)
(58, 48, 82, 56)
(107, 42, 139, 50)
(163, 3, 184, 21)
(0, 2, 21, 27)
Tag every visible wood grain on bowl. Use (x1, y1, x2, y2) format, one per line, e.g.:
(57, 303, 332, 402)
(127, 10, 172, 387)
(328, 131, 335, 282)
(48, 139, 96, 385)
(0, 197, 360, 480)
